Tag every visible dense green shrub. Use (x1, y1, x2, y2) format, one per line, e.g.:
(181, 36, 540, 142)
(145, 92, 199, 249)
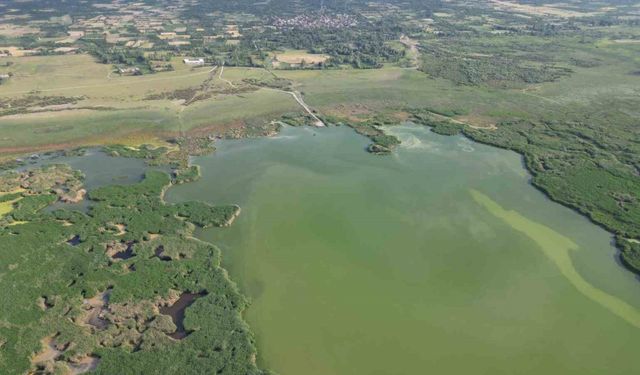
(0, 169, 265, 375)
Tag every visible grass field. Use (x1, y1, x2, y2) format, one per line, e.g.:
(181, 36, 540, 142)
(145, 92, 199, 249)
(0, 55, 303, 154)
(0, 189, 24, 218)
(273, 50, 330, 66)
(0, 56, 454, 154)
(0, 198, 19, 217)
(1, 35, 638, 155)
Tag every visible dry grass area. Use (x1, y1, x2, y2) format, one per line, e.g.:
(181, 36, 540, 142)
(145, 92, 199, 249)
(455, 114, 498, 130)
(613, 39, 640, 44)
(0, 197, 21, 217)
(0, 55, 300, 154)
(0, 188, 23, 217)
(275, 50, 330, 65)
(225, 25, 242, 38)
(169, 40, 191, 46)
(56, 31, 85, 44)
(0, 46, 38, 57)
(31, 335, 100, 374)
(489, 0, 599, 18)
(31, 336, 63, 365)
(325, 103, 374, 122)
(0, 24, 39, 37)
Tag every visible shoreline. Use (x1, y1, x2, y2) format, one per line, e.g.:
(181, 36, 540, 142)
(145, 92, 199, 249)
(400, 116, 640, 278)
(466, 132, 640, 276)
(5, 122, 638, 373)
(4, 116, 639, 279)
(0, 165, 268, 374)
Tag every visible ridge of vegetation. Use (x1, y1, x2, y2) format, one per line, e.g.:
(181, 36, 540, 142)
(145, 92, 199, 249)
(0, 166, 268, 375)
(406, 108, 640, 273)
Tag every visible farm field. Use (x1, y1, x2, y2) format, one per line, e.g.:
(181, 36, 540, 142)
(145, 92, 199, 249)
(2, 35, 638, 153)
(0, 55, 300, 153)
(271, 49, 329, 68)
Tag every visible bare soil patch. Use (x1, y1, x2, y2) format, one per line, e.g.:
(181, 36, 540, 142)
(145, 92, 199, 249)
(456, 115, 498, 130)
(31, 335, 65, 365)
(1, 46, 38, 57)
(81, 289, 112, 330)
(275, 51, 329, 65)
(489, 0, 598, 18)
(0, 25, 39, 37)
(68, 355, 100, 375)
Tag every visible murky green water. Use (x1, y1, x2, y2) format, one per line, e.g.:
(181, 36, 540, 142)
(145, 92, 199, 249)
(18, 149, 152, 188)
(166, 125, 640, 375)
(31, 149, 167, 212)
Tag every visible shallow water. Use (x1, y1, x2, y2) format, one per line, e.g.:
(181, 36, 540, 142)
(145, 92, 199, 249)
(166, 125, 640, 375)
(159, 292, 207, 340)
(56, 149, 155, 189)
(15, 149, 151, 189)
(33, 149, 164, 212)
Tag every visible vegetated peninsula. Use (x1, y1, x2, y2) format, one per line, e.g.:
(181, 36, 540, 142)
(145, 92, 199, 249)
(0, 165, 265, 375)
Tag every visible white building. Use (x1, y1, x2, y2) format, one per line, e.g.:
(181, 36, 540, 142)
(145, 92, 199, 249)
(183, 58, 205, 66)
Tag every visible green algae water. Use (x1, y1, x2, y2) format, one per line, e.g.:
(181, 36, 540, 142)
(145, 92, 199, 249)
(166, 125, 640, 375)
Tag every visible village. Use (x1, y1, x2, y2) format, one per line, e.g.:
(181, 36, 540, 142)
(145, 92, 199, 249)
(271, 12, 359, 30)
(0, 0, 430, 76)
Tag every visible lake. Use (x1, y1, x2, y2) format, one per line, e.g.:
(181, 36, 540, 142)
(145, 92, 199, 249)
(163, 124, 640, 375)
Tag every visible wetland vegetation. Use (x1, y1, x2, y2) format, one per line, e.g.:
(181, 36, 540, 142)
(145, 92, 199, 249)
(0, 165, 262, 375)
